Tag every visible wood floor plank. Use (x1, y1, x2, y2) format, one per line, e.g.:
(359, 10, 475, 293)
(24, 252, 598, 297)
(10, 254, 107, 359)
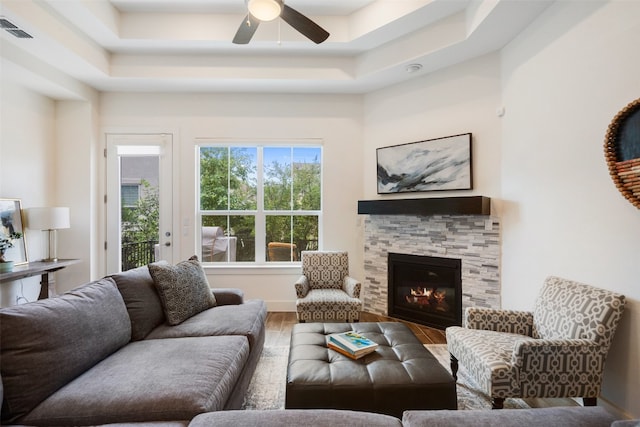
(264, 311, 446, 346)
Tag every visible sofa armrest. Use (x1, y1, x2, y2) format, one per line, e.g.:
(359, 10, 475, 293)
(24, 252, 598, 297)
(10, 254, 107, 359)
(295, 276, 310, 298)
(465, 307, 533, 335)
(343, 276, 361, 299)
(211, 288, 244, 305)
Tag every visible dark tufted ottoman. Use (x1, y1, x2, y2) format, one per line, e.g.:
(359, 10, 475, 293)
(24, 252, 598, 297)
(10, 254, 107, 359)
(285, 322, 457, 417)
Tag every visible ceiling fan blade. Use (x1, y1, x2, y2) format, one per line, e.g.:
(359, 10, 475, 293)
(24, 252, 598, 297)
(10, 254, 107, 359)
(233, 14, 261, 44)
(280, 5, 329, 44)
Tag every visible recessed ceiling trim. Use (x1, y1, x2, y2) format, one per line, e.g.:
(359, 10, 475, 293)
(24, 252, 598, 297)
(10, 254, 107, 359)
(0, 0, 555, 97)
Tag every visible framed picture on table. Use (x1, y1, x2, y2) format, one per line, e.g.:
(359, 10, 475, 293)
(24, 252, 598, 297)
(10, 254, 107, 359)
(0, 199, 28, 265)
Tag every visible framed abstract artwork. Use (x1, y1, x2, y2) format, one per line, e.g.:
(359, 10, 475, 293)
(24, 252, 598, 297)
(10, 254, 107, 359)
(377, 133, 472, 194)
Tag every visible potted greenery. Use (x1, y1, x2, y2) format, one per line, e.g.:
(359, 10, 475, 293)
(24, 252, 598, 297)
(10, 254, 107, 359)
(0, 232, 23, 272)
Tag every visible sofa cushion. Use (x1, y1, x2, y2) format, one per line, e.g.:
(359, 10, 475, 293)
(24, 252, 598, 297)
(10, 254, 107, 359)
(111, 265, 166, 340)
(402, 406, 618, 427)
(0, 278, 131, 423)
(146, 299, 267, 350)
(189, 409, 403, 427)
(149, 256, 216, 325)
(20, 336, 249, 425)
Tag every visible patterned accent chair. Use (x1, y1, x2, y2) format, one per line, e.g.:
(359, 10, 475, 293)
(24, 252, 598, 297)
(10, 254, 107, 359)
(294, 251, 363, 323)
(446, 276, 625, 409)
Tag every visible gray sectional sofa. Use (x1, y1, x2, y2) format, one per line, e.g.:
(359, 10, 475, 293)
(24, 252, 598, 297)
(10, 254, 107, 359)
(0, 262, 267, 425)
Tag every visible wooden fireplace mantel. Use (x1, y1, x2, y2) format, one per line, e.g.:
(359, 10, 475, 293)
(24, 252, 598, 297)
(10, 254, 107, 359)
(357, 196, 490, 216)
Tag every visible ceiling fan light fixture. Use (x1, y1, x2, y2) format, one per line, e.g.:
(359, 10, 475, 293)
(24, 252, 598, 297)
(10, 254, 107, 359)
(248, 0, 282, 22)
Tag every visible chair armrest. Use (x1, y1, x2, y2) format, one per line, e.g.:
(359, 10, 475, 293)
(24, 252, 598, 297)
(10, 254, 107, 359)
(295, 276, 310, 298)
(211, 288, 244, 305)
(465, 307, 534, 335)
(343, 276, 361, 299)
(512, 338, 601, 365)
(512, 339, 604, 389)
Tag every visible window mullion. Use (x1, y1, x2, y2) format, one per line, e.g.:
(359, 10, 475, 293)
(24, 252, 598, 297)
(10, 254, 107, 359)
(227, 147, 231, 211)
(289, 147, 294, 245)
(255, 147, 266, 262)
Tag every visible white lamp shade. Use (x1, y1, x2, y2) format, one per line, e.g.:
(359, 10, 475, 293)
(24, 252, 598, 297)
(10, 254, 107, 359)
(248, 0, 282, 21)
(27, 207, 70, 230)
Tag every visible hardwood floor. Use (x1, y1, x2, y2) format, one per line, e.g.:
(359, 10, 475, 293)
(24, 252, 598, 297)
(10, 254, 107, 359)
(264, 311, 446, 347)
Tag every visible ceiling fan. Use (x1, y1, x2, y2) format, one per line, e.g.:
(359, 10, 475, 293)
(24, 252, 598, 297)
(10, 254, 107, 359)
(233, 0, 330, 45)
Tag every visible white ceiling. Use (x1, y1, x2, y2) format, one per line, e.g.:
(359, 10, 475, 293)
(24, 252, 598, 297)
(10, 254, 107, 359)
(0, 0, 553, 99)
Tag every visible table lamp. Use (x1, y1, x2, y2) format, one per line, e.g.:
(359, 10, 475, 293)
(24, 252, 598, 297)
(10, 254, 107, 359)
(26, 207, 70, 262)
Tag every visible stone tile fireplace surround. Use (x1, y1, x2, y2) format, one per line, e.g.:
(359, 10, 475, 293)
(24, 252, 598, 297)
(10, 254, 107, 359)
(362, 213, 501, 319)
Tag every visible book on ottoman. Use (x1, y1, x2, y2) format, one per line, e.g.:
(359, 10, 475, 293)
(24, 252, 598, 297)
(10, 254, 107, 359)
(328, 331, 378, 359)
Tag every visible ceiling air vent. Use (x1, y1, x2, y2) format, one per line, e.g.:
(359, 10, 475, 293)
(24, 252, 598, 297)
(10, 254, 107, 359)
(0, 18, 17, 29)
(0, 17, 33, 39)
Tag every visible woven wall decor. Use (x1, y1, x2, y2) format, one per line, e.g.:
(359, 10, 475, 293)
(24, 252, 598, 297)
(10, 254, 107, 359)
(604, 98, 640, 209)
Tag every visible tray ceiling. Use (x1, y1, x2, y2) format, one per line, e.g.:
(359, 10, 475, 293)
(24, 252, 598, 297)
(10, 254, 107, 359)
(0, 0, 553, 99)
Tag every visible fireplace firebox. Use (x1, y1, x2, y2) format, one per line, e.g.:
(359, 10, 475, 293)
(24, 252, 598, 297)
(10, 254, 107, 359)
(387, 253, 462, 330)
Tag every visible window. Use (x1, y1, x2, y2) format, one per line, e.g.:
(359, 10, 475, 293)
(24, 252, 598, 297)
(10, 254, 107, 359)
(197, 143, 322, 264)
(121, 184, 140, 207)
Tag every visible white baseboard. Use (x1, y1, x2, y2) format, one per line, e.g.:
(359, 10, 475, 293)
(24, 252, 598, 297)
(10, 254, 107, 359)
(596, 396, 634, 421)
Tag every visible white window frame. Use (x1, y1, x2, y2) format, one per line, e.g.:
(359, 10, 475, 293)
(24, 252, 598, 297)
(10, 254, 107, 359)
(196, 139, 323, 266)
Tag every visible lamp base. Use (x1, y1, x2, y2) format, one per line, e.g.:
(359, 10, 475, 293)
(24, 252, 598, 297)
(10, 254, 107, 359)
(46, 229, 60, 263)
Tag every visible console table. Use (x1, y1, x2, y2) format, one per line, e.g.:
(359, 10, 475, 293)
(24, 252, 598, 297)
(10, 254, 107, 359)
(0, 259, 81, 299)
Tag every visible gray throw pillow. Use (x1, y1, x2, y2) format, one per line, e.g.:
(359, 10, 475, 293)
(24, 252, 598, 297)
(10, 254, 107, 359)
(111, 265, 166, 340)
(148, 256, 216, 325)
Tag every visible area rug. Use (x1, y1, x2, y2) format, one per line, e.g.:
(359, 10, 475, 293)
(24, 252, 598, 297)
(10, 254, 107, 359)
(242, 346, 288, 410)
(242, 344, 530, 410)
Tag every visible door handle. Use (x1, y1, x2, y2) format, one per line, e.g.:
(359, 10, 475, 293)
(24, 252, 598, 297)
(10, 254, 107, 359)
(164, 242, 171, 247)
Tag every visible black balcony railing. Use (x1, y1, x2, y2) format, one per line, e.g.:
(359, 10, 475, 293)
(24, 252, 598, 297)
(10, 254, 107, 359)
(122, 240, 158, 271)
(122, 237, 318, 268)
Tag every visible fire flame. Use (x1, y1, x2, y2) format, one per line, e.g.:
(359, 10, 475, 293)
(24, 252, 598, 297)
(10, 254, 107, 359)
(407, 287, 447, 304)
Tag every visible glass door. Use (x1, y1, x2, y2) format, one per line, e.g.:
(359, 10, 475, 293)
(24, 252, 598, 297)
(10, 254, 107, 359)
(106, 134, 173, 273)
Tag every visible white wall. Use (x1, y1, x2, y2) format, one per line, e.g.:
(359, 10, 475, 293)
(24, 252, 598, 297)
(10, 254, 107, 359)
(0, 77, 99, 303)
(99, 92, 363, 311)
(362, 52, 503, 203)
(55, 100, 101, 288)
(501, 1, 640, 418)
(0, 80, 56, 304)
